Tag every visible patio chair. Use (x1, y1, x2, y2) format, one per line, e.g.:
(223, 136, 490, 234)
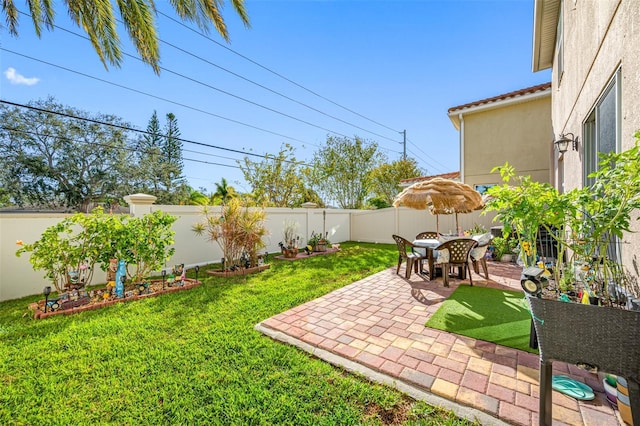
(432, 238, 478, 287)
(470, 232, 493, 279)
(415, 231, 440, 240)
(392, 235, 427, 279)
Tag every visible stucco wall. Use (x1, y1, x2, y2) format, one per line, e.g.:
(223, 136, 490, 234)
(552, 0, 640, 277)
(0, 206, 353, 302)
(462, 96, 553, 191)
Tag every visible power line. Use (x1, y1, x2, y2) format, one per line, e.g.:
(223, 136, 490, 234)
(12, 10, 404, 154)
(0, 99, 312, 167)
(159, 38, 400, 144)
(158, 10, 401, 134)
(407, 138, 451, 171)
(1, 124, 244, 169)
(2, 48, 316, 148)
(405, 147, 447, 175)
(10, 45, 346, 140)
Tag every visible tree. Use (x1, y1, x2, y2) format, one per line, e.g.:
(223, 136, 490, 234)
(238, 144, 307, 207)
(188, 188, 210, 206)
(159, 112, 188, 204)
(368, 158, 424, 207)
(135, 111, 188, 204)
(0, 97, 133, 212)
(2, 0, 250, 73)
(307, 136, 383, 209)
(211, 178, 237, 205)
(135, 110, 163, 194)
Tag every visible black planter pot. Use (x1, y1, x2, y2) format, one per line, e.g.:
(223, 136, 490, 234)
(526, 294, 640, 426)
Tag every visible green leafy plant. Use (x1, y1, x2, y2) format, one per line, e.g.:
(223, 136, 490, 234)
(16, 208, 177, 291)
(117, 211, 177, 283)
(484, 163, 571, 268)
(566, 137, 640, 300)
(491, 236, 517, 260)
(485, 133, 640, 304)
(464, 223, 488, 236)
(192, 198, 268, 270)
(308, 231, 330, 248)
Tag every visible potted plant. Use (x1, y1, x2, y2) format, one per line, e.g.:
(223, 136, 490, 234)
(279, 219, 300, 258)
(484, 135, 640, 426)
(307, 231, 330, 252)
(491, 235, 517, 262)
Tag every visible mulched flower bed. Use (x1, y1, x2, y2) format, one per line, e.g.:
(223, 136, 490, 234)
(29, 278, 201, 319)
(274, 248, 340, 261)
(207, 264, 271, 277)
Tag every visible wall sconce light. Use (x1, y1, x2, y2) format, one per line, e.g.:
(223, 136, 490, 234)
(554, 133, 579, 153)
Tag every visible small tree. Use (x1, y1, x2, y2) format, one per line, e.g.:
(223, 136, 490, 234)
(192, 199, 268, 270)
(17, 208, 177, 292)
(17, 208, 117, 292)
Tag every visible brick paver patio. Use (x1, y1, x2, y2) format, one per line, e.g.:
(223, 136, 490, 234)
(256, 261, 623, 425)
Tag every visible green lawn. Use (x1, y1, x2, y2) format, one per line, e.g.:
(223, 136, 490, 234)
(0, 242, 477, 425)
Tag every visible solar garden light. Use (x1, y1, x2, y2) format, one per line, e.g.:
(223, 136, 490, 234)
(161, 269, 166, 290)
(43, 286, 52, 313)
(120, 276, 126, 297)
(194, 265, 200, 283)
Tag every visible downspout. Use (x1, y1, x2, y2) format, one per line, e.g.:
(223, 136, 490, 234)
(459, 113, 465, 182)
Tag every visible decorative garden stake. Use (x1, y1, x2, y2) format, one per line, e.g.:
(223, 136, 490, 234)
(161, 270, 166, 290)
(43, 286, 51, 313)
(115, 260, 126, 298)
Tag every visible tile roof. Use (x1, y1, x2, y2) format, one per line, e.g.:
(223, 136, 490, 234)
(399, 171, 460, 185)
(447, 82, 551, 113)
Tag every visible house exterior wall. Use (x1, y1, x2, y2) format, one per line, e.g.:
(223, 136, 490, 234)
(462, 96, 553, 190)
(551, 0, 640, 275)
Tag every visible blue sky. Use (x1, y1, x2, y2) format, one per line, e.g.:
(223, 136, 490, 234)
(1, 0, 550, 194)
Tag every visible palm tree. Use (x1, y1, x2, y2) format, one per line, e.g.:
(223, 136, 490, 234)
(212, 178, 235, 205)
(188, 189, 210, 206)
(2, 0, 250, 74)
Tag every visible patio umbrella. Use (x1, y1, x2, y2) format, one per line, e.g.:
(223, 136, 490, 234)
(392, 177, 484, 234)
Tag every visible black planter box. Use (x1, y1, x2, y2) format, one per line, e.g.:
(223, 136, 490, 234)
(527, 295, 640, 425)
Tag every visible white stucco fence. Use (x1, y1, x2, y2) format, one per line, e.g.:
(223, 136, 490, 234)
(0, 197, 496, 301)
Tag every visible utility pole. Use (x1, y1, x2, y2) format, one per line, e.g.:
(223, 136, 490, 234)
(400, 130, 406, 160)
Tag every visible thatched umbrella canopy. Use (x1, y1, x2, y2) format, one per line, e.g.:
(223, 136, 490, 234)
(393, 178, 484, 233)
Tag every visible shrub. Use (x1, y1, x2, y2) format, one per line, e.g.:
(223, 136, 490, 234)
(192, 198, 268, 270)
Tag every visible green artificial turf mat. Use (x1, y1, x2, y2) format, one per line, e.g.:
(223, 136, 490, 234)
(425, 285, 538, 354)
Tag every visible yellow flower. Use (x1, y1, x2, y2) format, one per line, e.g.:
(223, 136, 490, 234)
(16, 240, 23, 246)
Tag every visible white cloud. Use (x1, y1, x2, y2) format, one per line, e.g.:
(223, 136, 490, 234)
(4, 67, 40, 86)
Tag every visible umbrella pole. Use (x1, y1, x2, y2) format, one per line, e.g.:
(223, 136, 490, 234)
(436, 215, 439, 235)
(455, 213, 459, 235)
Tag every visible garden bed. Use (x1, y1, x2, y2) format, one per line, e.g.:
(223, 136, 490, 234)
(30, 278, 201, 319)
(206, 264, 271, 277)
(274, 248, 340, 261)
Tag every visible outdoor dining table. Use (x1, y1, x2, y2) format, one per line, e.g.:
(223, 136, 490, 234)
(413, 237, 469, 280)
(412, 238, 442, 279)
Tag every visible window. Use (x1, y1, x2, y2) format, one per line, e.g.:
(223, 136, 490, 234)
(583, 69, 620, 187)
(582, 69, 621, 261)
(474, 184, 496, 195)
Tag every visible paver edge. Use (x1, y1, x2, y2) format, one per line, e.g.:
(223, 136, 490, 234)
(255, 322, 512, 426)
